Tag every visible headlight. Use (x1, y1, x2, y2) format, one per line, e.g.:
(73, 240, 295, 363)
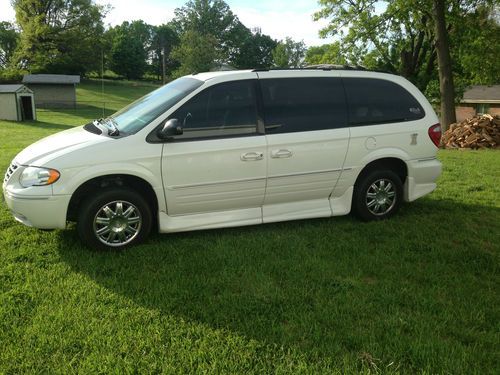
(19, 166, 60, 188)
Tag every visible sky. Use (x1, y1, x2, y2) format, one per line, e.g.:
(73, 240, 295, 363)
(0, 0, 332, 46)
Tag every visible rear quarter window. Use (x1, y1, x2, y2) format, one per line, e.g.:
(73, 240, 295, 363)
(343, 78, 425, 126)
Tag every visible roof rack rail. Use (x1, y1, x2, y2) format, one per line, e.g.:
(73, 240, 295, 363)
(252, 65, 391, 73)
(304, 64, 367, 71)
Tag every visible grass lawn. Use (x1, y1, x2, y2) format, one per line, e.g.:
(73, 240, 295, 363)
(0, 80, 499, 374)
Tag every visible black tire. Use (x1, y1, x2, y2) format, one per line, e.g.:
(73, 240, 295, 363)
(77, 188, 152, 250)
(352, 169, 403, 221)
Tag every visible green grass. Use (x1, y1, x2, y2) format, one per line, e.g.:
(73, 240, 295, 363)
(0, 81, 499, 374)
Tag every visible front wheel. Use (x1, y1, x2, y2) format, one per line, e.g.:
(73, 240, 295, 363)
(77, 188, 152, 250)
(352, 170, 403, 221)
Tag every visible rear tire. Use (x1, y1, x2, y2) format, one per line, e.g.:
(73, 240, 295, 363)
(77, 188, 152, 250)
(352, 169, 403, 221)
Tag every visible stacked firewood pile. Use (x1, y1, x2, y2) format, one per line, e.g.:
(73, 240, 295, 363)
(441, 114, 500, 149)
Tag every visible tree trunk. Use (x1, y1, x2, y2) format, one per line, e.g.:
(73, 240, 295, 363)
(432, 0, 456, 130)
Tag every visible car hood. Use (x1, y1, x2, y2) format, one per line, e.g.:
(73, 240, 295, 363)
(14, 125, 110, 166)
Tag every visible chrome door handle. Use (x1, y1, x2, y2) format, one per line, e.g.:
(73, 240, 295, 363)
(241, 152, 264, 161)
(271, 149, 293, 158)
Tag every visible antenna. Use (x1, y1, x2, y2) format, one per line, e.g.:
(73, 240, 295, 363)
(101, 49, 105, 117)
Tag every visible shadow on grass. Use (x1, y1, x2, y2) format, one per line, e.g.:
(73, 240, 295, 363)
(57, 198, 500, 369)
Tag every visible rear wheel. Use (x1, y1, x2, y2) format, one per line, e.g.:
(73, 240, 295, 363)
(77, 188, 152, 250)
(352, 170, 403, 221)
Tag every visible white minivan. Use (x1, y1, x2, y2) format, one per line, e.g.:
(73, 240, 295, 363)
(3, 68, 442, 249)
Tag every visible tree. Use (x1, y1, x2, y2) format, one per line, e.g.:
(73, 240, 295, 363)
(150, 24, 179, 83)
(172, 0, 245, 64)
(272, 37, 306, 68)
(109, 21, 149, 79)
(12, 0, 106, 75)
(315, 0, 497, 129)
(315, 1, 437, 89)
(231, 30, 277, 69)
(171, 30, 219, 77)
(0, 22, 19, 68)
(432, 0, 456, 127)
(304, 42, 347, 66)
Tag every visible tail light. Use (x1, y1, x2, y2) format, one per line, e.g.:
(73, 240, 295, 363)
(428, 123, 442, 147)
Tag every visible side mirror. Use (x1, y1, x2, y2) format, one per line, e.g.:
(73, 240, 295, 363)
(158, 118, 183, 140)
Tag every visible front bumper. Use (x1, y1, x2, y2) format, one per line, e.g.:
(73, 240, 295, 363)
(3, 188, 70, 229)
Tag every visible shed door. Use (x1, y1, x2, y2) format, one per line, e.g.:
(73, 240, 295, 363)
(20, 96, 34, 120)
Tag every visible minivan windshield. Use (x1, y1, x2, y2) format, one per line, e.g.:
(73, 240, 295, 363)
(108, 77, 203, 134)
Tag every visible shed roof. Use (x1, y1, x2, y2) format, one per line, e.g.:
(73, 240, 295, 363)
(0, 84, 33, 93)
(462, 85, 500, 104)
(23, 74, 80, 85)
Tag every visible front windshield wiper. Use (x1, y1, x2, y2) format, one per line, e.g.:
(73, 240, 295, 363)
(93, 118, 120, 136)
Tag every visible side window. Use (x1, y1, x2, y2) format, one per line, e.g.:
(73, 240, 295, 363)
(260, 78, 347, 133)
(343, 78, 425, 126)
(169, 80, 258, 140)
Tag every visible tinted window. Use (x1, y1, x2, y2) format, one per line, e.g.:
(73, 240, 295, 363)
(169, 80, 258, 140)
(260, 78, 347, 133)
(343, 78, 425, 126)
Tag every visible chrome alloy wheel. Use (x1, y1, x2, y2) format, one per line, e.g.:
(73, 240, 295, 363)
(93, 200, 142, 247)
(365, 179, 397, 216)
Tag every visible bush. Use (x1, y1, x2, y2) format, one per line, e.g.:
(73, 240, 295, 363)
(0, 68, 25, 83)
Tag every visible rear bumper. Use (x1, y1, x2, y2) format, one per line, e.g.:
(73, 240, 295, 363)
(405, 157, 442, 202)
(3, 189, 70, 229)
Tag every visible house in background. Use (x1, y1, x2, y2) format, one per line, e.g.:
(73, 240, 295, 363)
(22, 74, 80, 108)
(0, 84, 36, 121)
(456, 85, 500, 122)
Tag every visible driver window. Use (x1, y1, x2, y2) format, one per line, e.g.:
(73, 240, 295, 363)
(169, 80, 258, 140)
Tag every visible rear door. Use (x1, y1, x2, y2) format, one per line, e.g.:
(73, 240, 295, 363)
(258, 73, 350, 221)
(161, 78, 267, 216)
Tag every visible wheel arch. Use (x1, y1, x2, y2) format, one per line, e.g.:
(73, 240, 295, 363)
(353, 157, 408, 188)
(67, 174, 159, 222)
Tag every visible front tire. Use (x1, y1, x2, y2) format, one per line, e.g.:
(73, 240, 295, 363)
(352, 170, 403, 221)
(77, 188, 152, 250)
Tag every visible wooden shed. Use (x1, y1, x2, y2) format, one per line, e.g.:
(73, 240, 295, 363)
(22, 74, 80, 108)
(0, 84, 36, 121)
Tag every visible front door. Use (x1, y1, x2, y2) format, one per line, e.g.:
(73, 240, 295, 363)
(161, 79, 267, 216)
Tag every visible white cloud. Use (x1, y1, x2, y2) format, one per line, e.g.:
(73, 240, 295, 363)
(0, 0, 15, 22)
(233, 6, 330, 46)
(96, 0, 176, 27)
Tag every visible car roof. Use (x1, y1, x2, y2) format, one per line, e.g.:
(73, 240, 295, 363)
(188, 68, 398, 83)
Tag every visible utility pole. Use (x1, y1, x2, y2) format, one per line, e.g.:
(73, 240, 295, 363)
(162, 46, 166, 85)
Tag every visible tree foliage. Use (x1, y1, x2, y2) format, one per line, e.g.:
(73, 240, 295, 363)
(0, 22, 19, 68)
(272, 37, 306, 68)
(12, 0, 106, 75)
(231, 30, 277, 69)
(172, 0, 245, 64)
(315, 0, 499, 127)
(108, 21, 150, 80)
(171, 30, 219, 77)
(315, 0, 439, 89)
(150, 24, 180, 81)
(304, 42, 347, 66)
